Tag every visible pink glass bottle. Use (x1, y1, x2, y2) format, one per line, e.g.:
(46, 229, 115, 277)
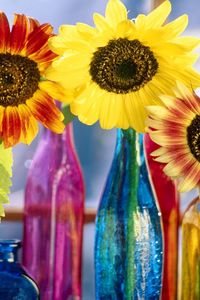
(144, 134, 179, 300)
(22, 123, 85, 300)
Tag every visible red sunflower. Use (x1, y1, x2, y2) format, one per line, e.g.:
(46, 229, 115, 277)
(147, 83, 200, 192)
(0, 12, 69, 148)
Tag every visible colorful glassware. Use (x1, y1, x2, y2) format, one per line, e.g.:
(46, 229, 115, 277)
(144, 134, 179, 300)
(0, 239, 39, 299)
(95, 129, 163, 299)
(181, 196, 200, 300)
(23, 123, 85, 300)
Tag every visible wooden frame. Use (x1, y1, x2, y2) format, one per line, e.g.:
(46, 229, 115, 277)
(4, 207, 97, 223)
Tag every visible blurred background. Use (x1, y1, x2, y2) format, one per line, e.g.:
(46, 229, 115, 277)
(0, 0, 199, 298)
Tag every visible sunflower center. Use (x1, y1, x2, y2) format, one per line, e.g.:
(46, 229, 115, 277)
(2, 73, 15, 85)
(115, 59, 137, 79)
(0, 53, 40, 107)
(187, 115, 200, 161)
(90, 38, 158, 94)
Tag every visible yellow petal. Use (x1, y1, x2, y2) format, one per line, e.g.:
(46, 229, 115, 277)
(124, 93, 146, 133)
(116, 20, 136, 38)
(175, 81, 194, 100)
(144, 0, 171, 28)
(173, 37, 200, 51)
(151, 147, 168, 157)
(48, 36, 68, 55)
(93, 13, 112, 32)
(116, 97, 129, 129)
(135, 14, 146, 30)
(105, 0, 127, 28)
(163, 155, 194, 178)
(18, 104, 39, 145)
(152, 42, 189, 56)
(146, 106, 169, 119)
(39, 81, 73, 104)
(52, 53, 90, 71)
(59, 24, 79, 39)
(71, 83, 102, 125)
(77, 97, 101, 125)
(146, 117, 165, 130)
(99, 93, 119, 129)
(161, 14, 188, 39)
(178, 162, 200, 192)
(45, 65, 88, 90)
(76, 22, 96, 40)
(175, 53, 199, 66)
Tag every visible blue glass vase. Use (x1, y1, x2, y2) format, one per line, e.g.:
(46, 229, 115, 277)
(95, 128, 163, 299)
(0, 240, 39, 299)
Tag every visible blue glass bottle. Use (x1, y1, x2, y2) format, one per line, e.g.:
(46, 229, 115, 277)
(95, 129, 163, 299)
(0, 239, 39, 299)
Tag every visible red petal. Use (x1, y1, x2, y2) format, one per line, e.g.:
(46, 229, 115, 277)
(25, 24, 53, 56)
(18, 104, 38, 144)
(2, 107, 21, 148)
(26, 90, 64, 133)
(10, 14, 29, 54)
(29, 17, 40, 33)
(0, 12, 10, 52)
(30, 46, 57, 63)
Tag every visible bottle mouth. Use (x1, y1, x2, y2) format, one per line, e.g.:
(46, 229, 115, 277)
(0, 239, 21, 248)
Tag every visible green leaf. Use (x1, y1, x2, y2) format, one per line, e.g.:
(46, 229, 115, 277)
(62, 105, 75, 125)
(0, 144, 13, 217)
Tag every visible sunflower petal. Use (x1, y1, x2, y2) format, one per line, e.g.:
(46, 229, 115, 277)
(39, 81, 73, 104)
(0, 106, 5, 133)
(29, 17, 40, 33)
(27, 90, 65, 133)
(124, 93, 146, 132)
(173, 37, 200, 51)
(1, 107, 21, 147)
(48, 36, 69, 55)
(178, 162, 200, 192)
(99, 93, 123, 129)
(0, 12, 10, 52)
(18, 104, 39, 144)
(144, 0, 171, 28)
(162, 14, 188, 39)
(10, 14, 29, 54)
(105, 0, 127, 28)
(76, 22, 96, 40)
(26, 23, 53, 56)
(93, 13, 112, 32)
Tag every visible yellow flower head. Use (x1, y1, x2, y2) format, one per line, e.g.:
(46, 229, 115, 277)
(0, 12, 73, 148)
(46, 0, 200, 132)
(147, 83, 200, 192)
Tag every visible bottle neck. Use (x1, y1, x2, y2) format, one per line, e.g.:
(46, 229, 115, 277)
(116, 128, 137, 157)
(42, 123, 74, 149)
(0, 240, 21, 263)
(116, 129, 145, 164)
(117, 128, 136, 143)
(42, 100, 75, 148)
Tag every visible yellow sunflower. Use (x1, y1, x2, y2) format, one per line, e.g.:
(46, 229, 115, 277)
(0, 12, 71, 148)
(46, 0, 200, 132)
(147, 83, 200, 192)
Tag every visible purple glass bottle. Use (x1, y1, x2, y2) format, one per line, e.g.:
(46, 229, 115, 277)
(22, 123, 85, 300)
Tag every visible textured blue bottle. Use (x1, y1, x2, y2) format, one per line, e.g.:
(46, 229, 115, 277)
(0, 240, 39, 299)
(95, 129, 163, 299)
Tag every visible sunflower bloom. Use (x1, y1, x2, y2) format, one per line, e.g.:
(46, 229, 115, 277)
(147, 83, 200, 192)
(46, 0, 200, 132)
(0, 12, 69, 148)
